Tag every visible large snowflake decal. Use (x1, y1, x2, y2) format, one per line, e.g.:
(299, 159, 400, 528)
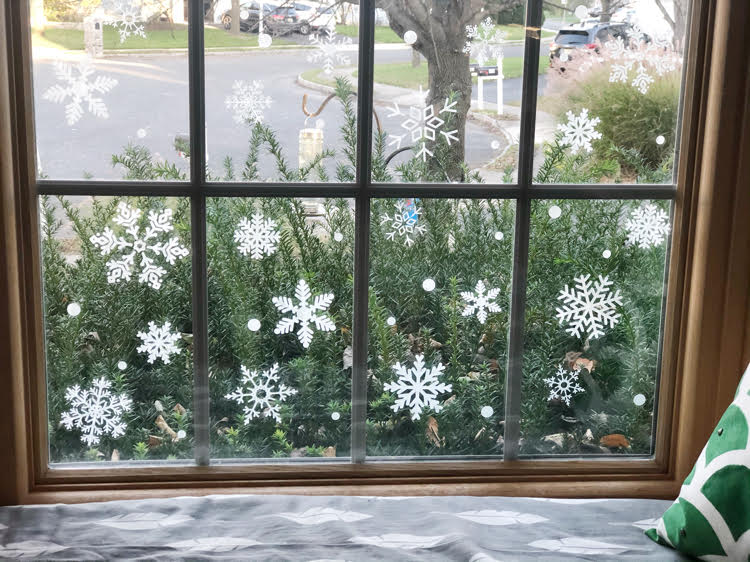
(605, 32, 680, 94)
(61, 377, 132, 446)
(461, 280, 502, 324)
(225, 364, 297, 423)
(273, 279, 335, 348)
(234, 213, 280, 259)
(108, 1, 147, 43)
(544, 364, 585, 406)
(307, 27, 352, 75)
(386, 87, 459, 161)
(557, 108, 602, 154)
(90, 202, 189, 290)
(225, 80, 272, 125)
(556, 274, 623, 340)
(625, 203, 670, 249)
(463, 17, 506, 66)
(137, 321, 182, 364)
(380, 200, 426, 246)
(385, 355, 453, 420)
(42, 59, 118, 126)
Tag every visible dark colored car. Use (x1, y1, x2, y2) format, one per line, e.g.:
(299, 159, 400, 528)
(221, 2, 273, 32)
(549, 21, 630, 61)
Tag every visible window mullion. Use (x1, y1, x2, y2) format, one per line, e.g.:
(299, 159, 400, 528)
(188, 0, 209, 466)
(503, 0, 543, 460)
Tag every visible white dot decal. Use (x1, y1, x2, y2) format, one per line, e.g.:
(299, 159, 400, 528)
(422, 278, 436, 292)
(633, 394, 646, 406)
(494, 231, 504, 241)
(404, 30, 417, 45)
(574, 5, 589, 19)
(386, 316, 396, 326)
(247, 318, 261, 332)
(177, 430, 186, 439)
(136, 128, 147, 139)
(602, 249, 612, 259)
(258, 33, 272, 48)
(117, 361, 128, 371)
(491, 139, 501, 150)
(548, 205, 562, 219)
(481, 406, 494, 418)
(331, 412, 341, 421)
(656, 135, 666, 145)
(67, 302, 81, 317)
(333, 231, 344, 242)
(560, 52, 569, 62)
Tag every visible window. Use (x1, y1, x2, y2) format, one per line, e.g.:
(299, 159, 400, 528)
(29, 0, 692, 472)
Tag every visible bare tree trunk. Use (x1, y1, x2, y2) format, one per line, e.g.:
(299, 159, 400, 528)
(231, 0, 240, 34)
(411, 48, 421, 68)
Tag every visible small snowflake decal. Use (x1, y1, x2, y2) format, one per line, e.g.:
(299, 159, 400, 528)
(557, 108, 602, 154)
(225, 80, 272, 125)
(625, 203, 670, 249)
(61, 377, 132, 446)
(307, 27, 352, 75)
(556, 274, 623, 340)
(386, 88, 459, 161)
(42, 59, 118, 126)
(137, 321, 181, 364)
(544, 364, 585, 406)
(108, 1, 147, 43)
(225, 363, 297, 423)
(90, 202, 189, 290)
(605, 31, 680, 94)
(385, 355, 452, 420)
(463, 17, 506, 66)
(234, 213, 280, 259)
(380, 201, 426, 246)
(461, 280, 501, 324)
(273, 280, 335, 348)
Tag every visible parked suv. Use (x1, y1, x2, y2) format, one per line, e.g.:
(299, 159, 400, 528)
(221, 2, 274, 32)
(549, 21, 630, 61)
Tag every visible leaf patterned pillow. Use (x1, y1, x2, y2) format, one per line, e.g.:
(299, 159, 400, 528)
(646, 362, 750, 560)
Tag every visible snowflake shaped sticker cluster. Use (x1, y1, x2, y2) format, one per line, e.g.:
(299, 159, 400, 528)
(461, 280, 501, 324)
(544, 364, 585, 406)
(557, 108, 602, 154)
(385, 354, 453, 420)
(225, 364, 297, 423)
(386, 88, 459, 161)
(90, 202, 189, 290)
(463, 17, 506, 66)
(137, 321, 182, 364)
(625, 203, 670, 248)
(234, 213, 280, 259)
(108, 1, 147, 43)
(380, 200, 426, 246)
(307, 27, 352, 75)
(225, 80, 272, 125)
(605, 33, 680, 94)
(273, 280, 335, 348)
(556, 274, 623, 340)
(61, 377, 132, 446)
(42, 59, 118, 126)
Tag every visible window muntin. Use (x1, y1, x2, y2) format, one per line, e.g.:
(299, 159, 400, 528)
(31, 0, 690, 467)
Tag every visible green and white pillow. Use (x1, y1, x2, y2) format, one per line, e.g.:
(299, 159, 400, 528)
(646, 362, 750, 560)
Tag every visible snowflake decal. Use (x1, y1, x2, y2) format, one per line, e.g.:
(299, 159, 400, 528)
(385, 354, 453, 420)
(90, 202, 189, 290)
(42, 59, 118, 126)
(386, 87, 459, 161)
(307, 27, 352, 75)
(273, 280, 335, 348)
(380, 200, 426, 246)
(556, 274, 623, 340)
(61, 377, 132, 446)
(544, 364, 585, 406)
(225, 364, 297, 423)
(625, 203, 670, 249)
(225, 80, 272, 125)
(234, 213, 280, 259)
(137, 321, 182, 364)
(463, 17, 506, 66)
(108, 1, 147, 43)
(461, 280, 502, 324)
(605, 32, 680, 94)
(557, 108, 602, 154)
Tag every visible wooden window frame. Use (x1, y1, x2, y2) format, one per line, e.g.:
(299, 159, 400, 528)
(1, 0, 749, 504)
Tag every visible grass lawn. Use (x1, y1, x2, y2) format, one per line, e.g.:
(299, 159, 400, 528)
(336, 23, 554, 43)
(32, 25, 294, 50)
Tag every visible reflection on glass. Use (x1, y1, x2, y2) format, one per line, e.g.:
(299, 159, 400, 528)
(522, 199, 671, 455)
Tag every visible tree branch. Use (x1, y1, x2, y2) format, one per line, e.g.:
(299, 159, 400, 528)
(654, 0, 676, 30)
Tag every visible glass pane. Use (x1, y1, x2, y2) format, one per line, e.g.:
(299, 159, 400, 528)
(522, 199, 671, 455)
(203, 7, 358, 182)
(536, 1, 691, 183)
(371, 2, 529, 183)
(368, 198, 515, 457)
(31, 2, 190, 180)
(207, 197, 353, 460)
(41, 196, 193, 463)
